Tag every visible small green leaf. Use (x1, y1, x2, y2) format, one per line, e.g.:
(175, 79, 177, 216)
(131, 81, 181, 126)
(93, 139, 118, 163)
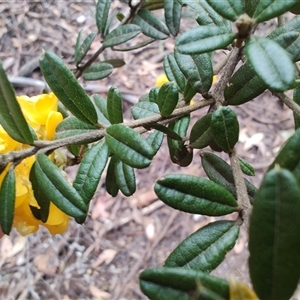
(189, 113, 214, 149)
(103, 24, 141, 47)
(0, 61, 34, 144)
(174, 51, 213, 94)
(83, 62, 113, 81)
(133, 8, 169, 40)
(253, 0, 299, 23)
(106, 155, 119, 197)
(40, 51, 98, 125)
(92, 94, 111, 125)
(102, 58, 125, 68)
(140, 267, 229, 300)
(105, 124, 155, 168)
(96, 0, 111, 36)
(164, 0, 182, 36)
(146, 130, 164, 155)
(155, 174, 238, 216)
(201, 152, 257, 203)
(293, 87, 300, 129)
(238, 157, 255, 176)
(55, 116, 98, 141)
(131, 101, 160, 119)
(157, 82, 179, 117)
(211, 107, 239, 152)
(75, 32, 96, 65)
(206, 0, 244, 21)
(74, 30, 82, 64)
(73, 141, 109, 203)
(149, 87, 159, 103)
(115, 160, 136, 197)
(249, 168, 300, 300)
(0, 168, 15, 234)
(245, 36, 295, 92)
(176, 25, 236, 55)
(165, 220, 239, 272)
(107, 86, 123, 124)
(32, 154, 87, 218)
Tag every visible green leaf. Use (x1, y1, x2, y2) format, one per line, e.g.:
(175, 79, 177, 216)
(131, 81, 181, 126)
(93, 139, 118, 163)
(74, 32, 96, 65)
(189, 113, 213, 149)
(163, 54, 186, 92)
(206, 0, 244, 21)
(30, 163, 50, 223)
(174, 51, 213, 94)
(211, 107, 239, 152)
(140, 267, 229, 300)
(293, 87, 300, 129)
(249, 168, 300, 300)
(102, 58, 125, 68)
(157, 82, 179, 117)
(92, 94, 111, 125)
(238, 157, 255, 176)
(183, 81, 197, 103)
(245, 0, 260, 17)
(74, 30, 82, 64)
(164, 0, 182, 36)
(131, 101, 160, 119)
(103, 24, 141, 47)
(245, 36, 295, 92)
(0, 61, 34, 144)
(176, 25, 236, 55)
(105, 124, 155, 168)
(73, 141, 109, 203)
(0, 168, 15, 234)
(253, 0, 299, 23)
(149, 87, 159, 103)
(107, 86, 123, 124)
(55, 116, 98, 141)
(115, 160, 136, 196)
(96, 0, 111, 36)
(106, 155, 119, 197)
(146, 130, 164, 155)
(83, 62, 113, 81)
(154, 174, 238, 216)
(167, 116, 193, 167)
(133, 8, 169, 40)
(165, 220, 239, 272)
(40, 51, 98, 125)
(201, 152, 257, 203)
(32, 154, 87, 219)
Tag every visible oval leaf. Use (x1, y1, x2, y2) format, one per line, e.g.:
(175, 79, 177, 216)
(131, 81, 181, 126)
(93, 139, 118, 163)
(107, 86, 123, 124)
(40, 51, 98, 125)
(96, 0, 111, 36)
(103, 24, 141, 47)
(157, 82, 179, 117)
(154, 174, 238, 216)
(249, 168, 300, 300)
(211, 107, 239, 152)
(245, 36, 295, 92)
(0, 168, 15, 234)
(164, 0, 182, 36)
(83, 62, 113, 81)
(73, 141, 109, 203)
(176, 25, 236, 55)
(105, 124, 155, 168)
(0, 61, 34, 144)
(165, 220, 240, 272)
(115, 160, 136, 197)
(206, 0, 244, 21)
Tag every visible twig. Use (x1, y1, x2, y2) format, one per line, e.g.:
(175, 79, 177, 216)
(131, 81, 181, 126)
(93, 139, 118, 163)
(275, 92, 300, 118)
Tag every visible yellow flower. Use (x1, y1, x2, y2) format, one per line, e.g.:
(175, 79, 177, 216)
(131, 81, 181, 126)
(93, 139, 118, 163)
(0, 93, 68, 236)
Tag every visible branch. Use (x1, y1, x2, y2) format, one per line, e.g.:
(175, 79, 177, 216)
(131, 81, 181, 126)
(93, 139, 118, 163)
(275, 92, 300, 118)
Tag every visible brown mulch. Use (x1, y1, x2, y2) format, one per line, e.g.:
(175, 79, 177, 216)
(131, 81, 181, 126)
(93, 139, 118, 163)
(0, 1, 297, 299)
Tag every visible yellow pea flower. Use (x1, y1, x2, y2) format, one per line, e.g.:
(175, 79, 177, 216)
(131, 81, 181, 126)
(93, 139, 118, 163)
(0, 93, 68, 236)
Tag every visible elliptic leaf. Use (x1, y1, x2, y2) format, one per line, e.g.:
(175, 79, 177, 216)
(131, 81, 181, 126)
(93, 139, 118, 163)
(176, 25, 236, 55)
(206, 0, 244, 21)
(103, 24, 141, 47)
(131, 101, 160, 119)
(157, 82, 179, 117)
(0, 61, 34, 144)
(96, 0, 111, 36)
(238, 157, 255, 176)
(140, 267, 229, 300)
(73, 141, 109, 203)
(83, 62, 113, 81)
(245, 36, 295, 92)
(105, 124, 155, 168)
(0, 168, 15, 234)
(154, 174, 238, 216)
(107, 86, 123, 124)
(115, 160, 136, 197)
(164, 0, 182, 36)
(133, 8, 169, 40)
(249, 168, 300, 300)
(165, 220, 240, 272)
(75, 32, 96, 65)
(40, 51, 98, 125)
(211, 107, 239, 152)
